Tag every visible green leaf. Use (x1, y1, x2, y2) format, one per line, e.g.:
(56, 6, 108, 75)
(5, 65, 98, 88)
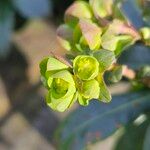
(118, 44, 150, 69)
(56, 91, 150, 150)
(97, 75, 111, 103)
(57, 24, 73, 51)
(47, 56, 69, 72)
(90, 0, 113, 18)
(93, 49, 116, 72)
(115, 116, 150, 150)
(101, 33, 134, 55)
(39, 57, 49, 88)
(73, 24, 82, 43)
(101, 19, 136, 55)
(65, 1, 93, 27)
(107, 65, 123, 83)
(39, 57, 49, 77)
(114, 35, 134, 56)
(78, 93, 89, 106)
(79, 19, 102, 50)
(82, 79, 100, 99)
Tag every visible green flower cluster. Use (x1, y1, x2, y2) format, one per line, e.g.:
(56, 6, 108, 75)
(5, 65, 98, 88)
(40, 54, 113, 112)
(57, 0, 139, 55)
(40, 0, 147, 112)
(40, 57, 76, 112)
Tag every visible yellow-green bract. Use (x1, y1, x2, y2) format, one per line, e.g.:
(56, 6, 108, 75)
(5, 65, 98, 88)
(73, 55, 100, 105)
(46, 70, 76, 112)
(40, 57, 76, 112)
(73, 55, 99, 80)
(40, 54, 113, 112)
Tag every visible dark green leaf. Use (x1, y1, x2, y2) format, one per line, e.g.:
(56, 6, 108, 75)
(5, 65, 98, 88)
(93, 49, 116, 72)
(56, 91, 150, 150)
(115, 116, 150, 150)
(121, 0, 145, 28)
(98, 77, 111, 103)
(39, 57, 49, 77)
(114, 35, 134, 57)
(107, 65, 123, 83)
(118, 44, 150, 69)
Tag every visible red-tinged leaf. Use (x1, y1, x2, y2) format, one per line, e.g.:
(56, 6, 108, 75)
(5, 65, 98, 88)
(79, 19, 102, 50)
(65, 1, 93, 27)
(56, 24, 73, 51)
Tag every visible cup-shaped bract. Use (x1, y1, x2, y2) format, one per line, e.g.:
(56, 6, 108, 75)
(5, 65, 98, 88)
(73, 55, 99, 80)
(40, 57, 77, 112)
(78, 79, 100, 106)
(46, 70, 76, 112)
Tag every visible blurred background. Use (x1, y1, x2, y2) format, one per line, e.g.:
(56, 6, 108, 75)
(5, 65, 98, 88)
(0, 0, 74, 150)
(0, 0, 150, 150)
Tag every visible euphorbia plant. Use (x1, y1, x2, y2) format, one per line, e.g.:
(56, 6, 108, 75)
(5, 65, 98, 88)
(40, 0, 150, 112)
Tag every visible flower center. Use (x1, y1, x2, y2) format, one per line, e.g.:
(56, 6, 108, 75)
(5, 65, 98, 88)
(52, 78, 69, 99)
(74, 56, 99, 80)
